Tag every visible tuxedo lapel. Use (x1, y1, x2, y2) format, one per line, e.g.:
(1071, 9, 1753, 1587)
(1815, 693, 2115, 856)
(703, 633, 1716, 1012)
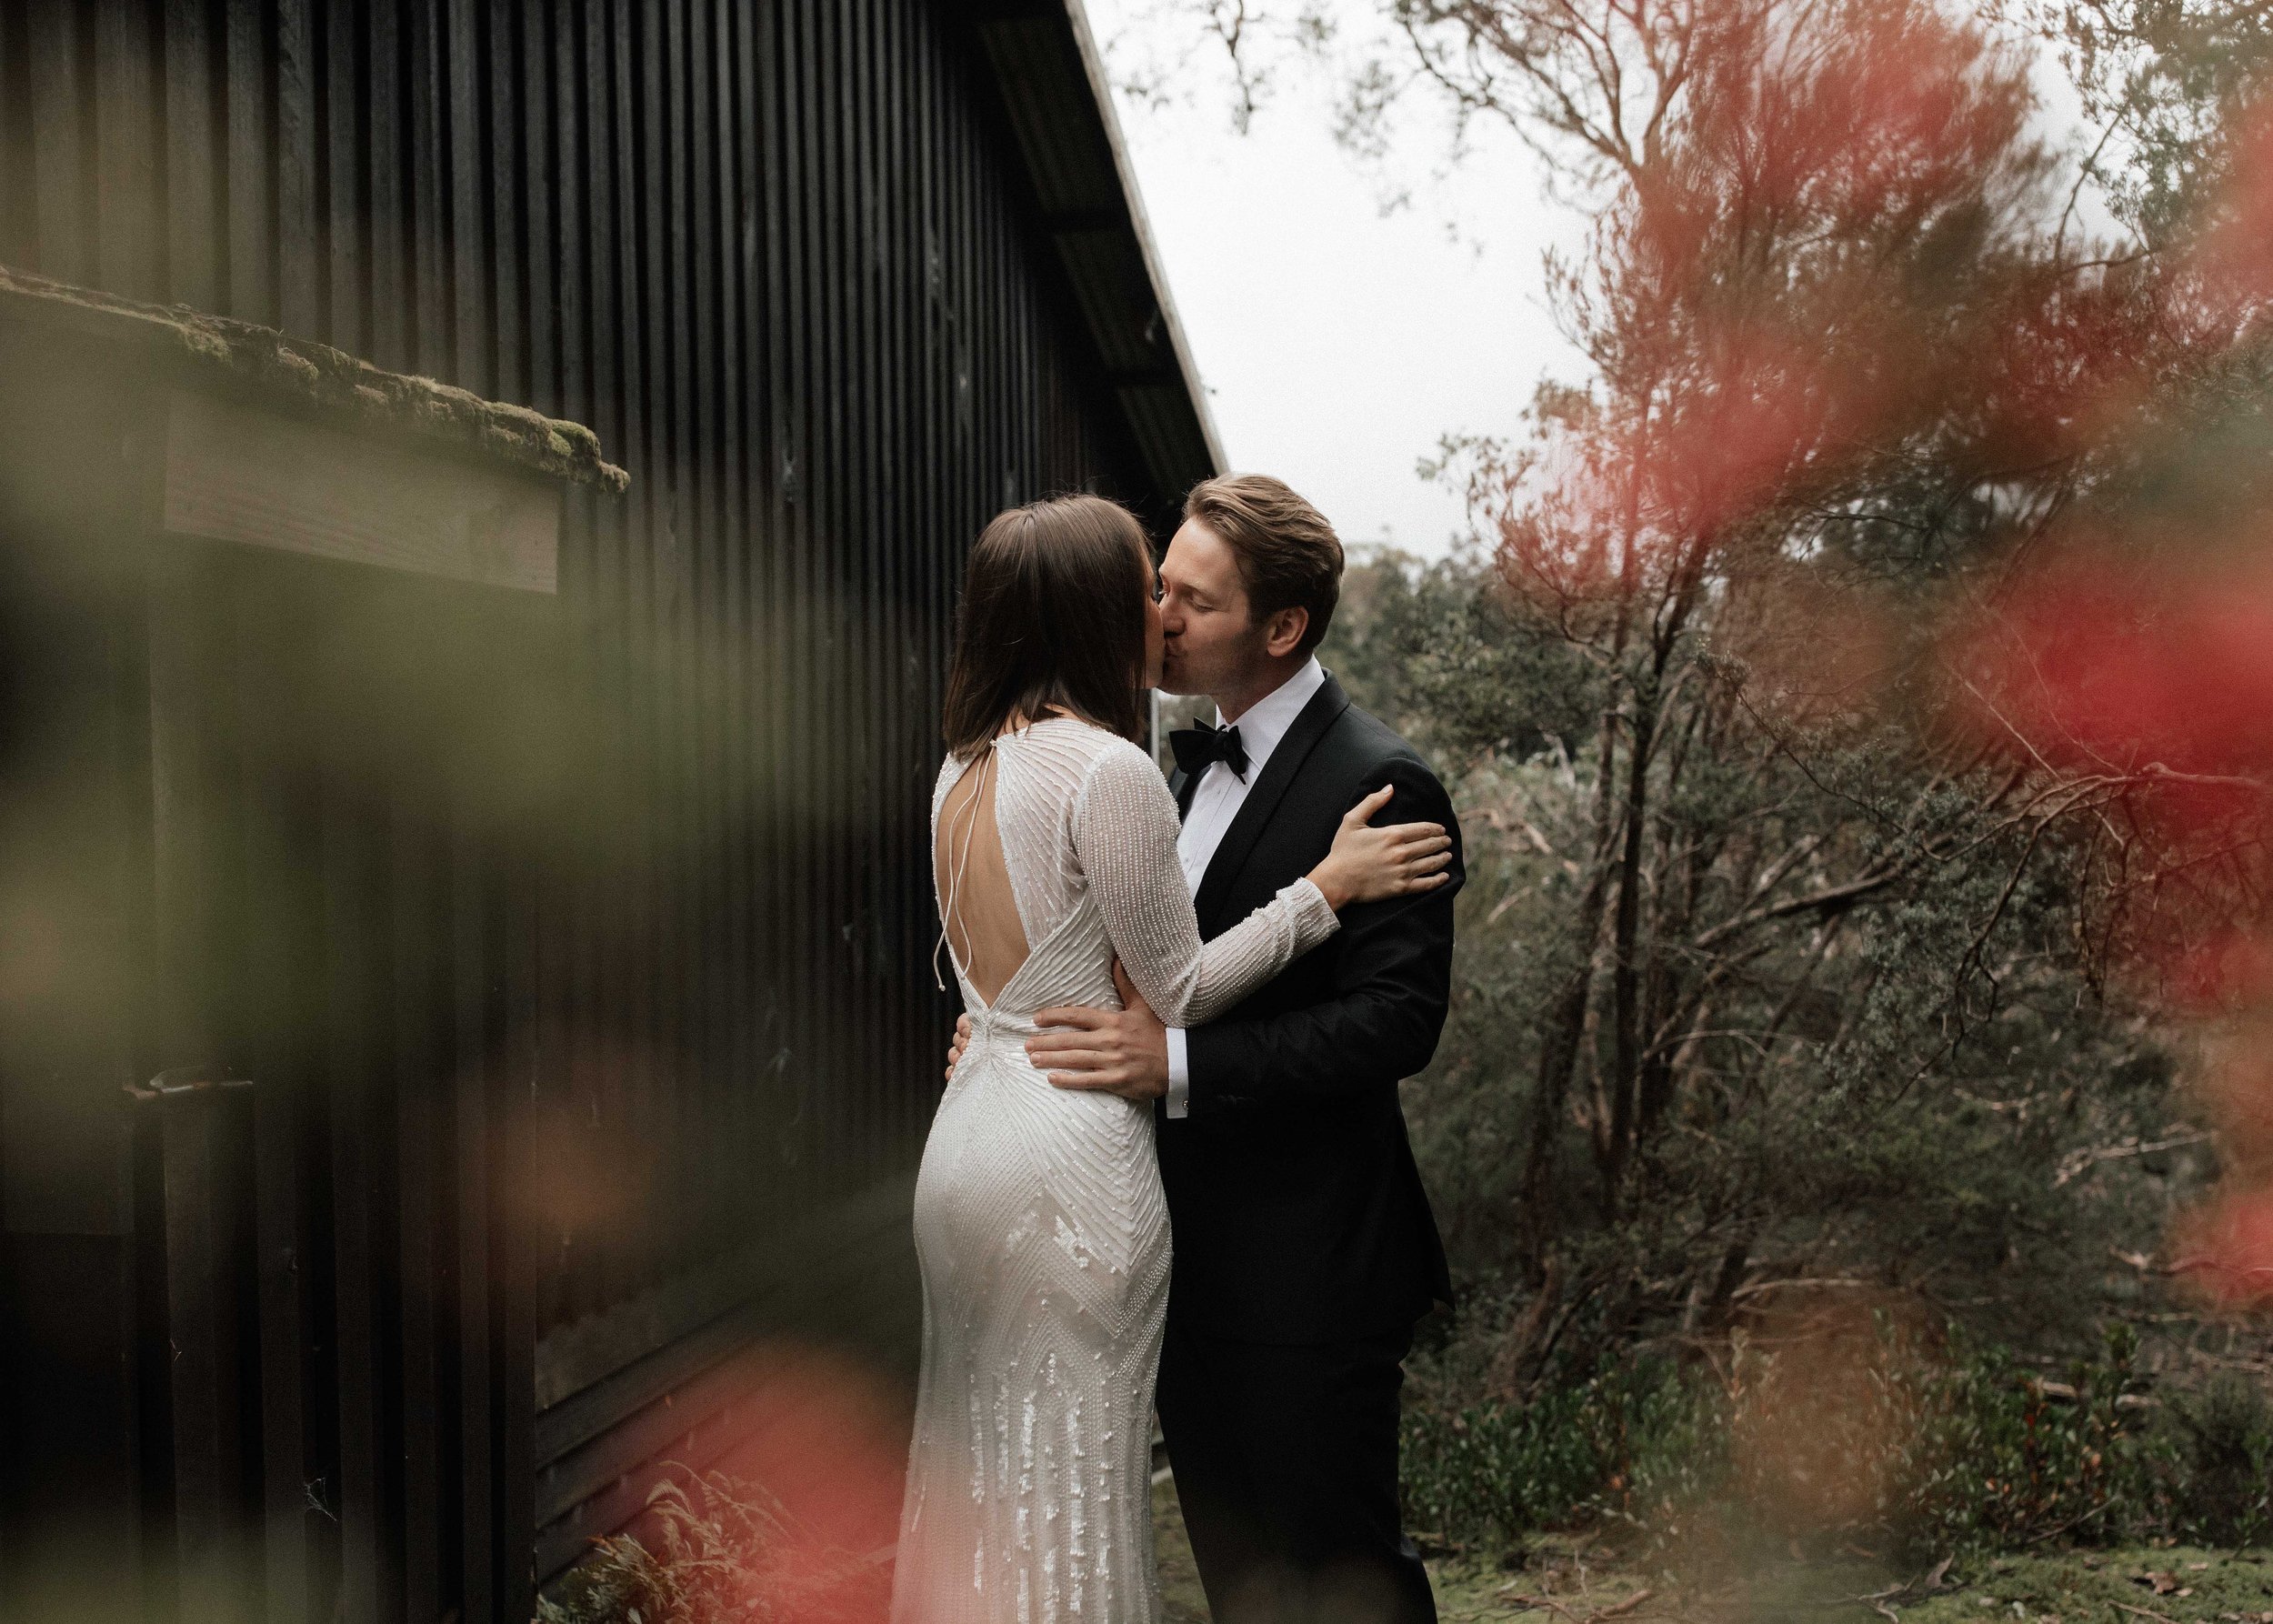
(1169, 764, 1195, 818)
(1193, 674, 1352, 935)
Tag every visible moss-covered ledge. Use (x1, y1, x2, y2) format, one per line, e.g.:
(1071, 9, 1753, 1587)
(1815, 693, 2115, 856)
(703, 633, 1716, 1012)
(0, 262, 628, 495)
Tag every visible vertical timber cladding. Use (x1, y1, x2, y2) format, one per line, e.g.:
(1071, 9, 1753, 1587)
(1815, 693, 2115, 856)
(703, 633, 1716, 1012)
(0, 0, 1214, 1618)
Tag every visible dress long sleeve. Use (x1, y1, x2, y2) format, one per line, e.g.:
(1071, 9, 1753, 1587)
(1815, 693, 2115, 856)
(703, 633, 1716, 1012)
(1070, 740, 1337, 1026)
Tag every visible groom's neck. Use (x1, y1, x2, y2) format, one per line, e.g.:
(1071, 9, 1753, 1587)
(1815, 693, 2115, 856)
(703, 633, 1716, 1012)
(1213, 651, 1307, 725)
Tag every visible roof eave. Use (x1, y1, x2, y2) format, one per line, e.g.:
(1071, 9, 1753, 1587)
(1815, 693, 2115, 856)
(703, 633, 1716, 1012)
(959, 3, 1227, 517)
(1057, 0, 1228, 479)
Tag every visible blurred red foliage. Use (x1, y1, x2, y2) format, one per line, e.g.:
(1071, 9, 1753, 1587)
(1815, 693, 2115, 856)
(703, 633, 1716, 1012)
(1939, 90, 2273, 1316)
(587, 1340, 906, 1623)
(2174, 1186, 2273, 1310)
(1493, 0, 2273, 1317)
(1958, 552, 2273, 790)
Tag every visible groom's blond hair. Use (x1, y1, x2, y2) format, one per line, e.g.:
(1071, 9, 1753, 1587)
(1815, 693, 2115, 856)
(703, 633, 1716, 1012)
(1183, 474, 1344, 657)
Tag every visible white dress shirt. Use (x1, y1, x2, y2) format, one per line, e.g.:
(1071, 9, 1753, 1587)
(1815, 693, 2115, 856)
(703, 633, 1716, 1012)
(1164, 656, 1328, 1118)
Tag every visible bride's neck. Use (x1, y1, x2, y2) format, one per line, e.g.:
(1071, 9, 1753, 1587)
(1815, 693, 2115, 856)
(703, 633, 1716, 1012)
(1000, 702, 1075, 736)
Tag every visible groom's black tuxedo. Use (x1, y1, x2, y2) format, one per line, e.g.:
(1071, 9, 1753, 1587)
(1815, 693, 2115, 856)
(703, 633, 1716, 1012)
(1156, 671, 1458, 1624)
(1157, 672, 1457, 1339)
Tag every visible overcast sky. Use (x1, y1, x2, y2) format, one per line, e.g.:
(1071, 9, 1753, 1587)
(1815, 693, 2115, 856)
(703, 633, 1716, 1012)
(1084, 2, 1590, 559)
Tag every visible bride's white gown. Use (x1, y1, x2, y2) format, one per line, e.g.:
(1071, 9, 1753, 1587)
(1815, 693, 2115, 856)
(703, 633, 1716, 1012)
(891, 717, 1337, 1623)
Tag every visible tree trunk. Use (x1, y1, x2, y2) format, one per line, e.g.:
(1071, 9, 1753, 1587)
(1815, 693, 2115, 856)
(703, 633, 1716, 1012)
(1520, 717, 1620, 1278)
(1599, 685, 1657, 1219)
(1487, 1256, 1565, 1400)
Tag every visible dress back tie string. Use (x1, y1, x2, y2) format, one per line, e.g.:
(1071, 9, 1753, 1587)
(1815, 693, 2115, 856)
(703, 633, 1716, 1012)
(931, 742, 997, 995)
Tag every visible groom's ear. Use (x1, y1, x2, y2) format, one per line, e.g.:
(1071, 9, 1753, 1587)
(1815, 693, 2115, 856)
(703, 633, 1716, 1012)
(1261, 605, 1309, 658)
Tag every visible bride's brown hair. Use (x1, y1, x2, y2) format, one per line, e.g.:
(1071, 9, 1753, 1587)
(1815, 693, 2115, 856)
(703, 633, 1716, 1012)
(941, 494, 1153, 757)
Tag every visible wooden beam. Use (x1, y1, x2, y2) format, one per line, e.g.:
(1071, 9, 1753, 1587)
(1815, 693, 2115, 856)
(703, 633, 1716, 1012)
(162, 389, 562, 593)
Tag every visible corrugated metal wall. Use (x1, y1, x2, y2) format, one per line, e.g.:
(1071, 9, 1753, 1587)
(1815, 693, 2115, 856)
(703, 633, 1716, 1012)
(0, 2, 1162, 1618)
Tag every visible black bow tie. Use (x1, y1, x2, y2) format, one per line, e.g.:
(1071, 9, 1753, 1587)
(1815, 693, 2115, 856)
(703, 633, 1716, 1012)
(1170, 720, 1249, 782)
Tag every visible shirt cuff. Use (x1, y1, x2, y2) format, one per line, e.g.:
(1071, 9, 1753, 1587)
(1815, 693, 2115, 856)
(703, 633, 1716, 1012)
(1165, 1026, 1191, 1118)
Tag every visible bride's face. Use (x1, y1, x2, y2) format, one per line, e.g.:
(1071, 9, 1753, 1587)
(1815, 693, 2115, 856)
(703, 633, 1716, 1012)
(1142, 554, 1166, 689)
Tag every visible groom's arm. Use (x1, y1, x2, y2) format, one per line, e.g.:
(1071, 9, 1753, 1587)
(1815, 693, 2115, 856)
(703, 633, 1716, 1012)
(1182, 757, 1463, 1115)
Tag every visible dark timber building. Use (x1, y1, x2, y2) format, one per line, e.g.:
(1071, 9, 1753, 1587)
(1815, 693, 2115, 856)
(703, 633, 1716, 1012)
(0, 4, 1219, 1619)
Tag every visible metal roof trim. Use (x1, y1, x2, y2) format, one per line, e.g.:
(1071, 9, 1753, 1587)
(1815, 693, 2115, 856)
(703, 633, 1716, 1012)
(1058, 0, 1229, 483)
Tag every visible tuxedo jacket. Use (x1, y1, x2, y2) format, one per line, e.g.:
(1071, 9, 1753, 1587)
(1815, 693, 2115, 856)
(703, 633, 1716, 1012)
(1158, 672, 1458, 1344)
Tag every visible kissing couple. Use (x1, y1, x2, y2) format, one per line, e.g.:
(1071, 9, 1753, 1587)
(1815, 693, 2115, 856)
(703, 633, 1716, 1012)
(891, 476, 1462, 1624)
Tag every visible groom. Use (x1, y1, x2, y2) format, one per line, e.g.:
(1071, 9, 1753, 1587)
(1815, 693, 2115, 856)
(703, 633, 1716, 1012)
(954, 474, 1460, 1623)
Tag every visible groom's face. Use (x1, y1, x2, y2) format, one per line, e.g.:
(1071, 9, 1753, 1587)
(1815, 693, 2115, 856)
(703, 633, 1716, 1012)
(1158, 517, 1268, 699)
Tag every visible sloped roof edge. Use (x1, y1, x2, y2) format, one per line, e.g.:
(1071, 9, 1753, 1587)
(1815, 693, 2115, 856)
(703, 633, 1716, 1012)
(959, 3, 1228, 513)
(1058, 1, 1228, 479)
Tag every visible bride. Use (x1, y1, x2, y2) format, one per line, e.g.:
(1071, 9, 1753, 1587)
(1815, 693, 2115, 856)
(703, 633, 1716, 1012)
(890, 495, 1451, 1623)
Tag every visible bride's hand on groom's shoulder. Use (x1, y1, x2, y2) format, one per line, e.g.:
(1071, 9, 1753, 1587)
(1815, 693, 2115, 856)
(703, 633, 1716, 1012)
(1026, 962, 1168, 1102)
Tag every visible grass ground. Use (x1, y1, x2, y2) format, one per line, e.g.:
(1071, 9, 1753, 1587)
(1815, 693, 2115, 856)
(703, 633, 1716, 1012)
(1151, 1479, 2273, 1624)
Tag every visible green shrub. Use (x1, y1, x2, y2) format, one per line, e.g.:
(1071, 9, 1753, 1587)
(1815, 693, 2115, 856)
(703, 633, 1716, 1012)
(2162, 1374, 2273, 1549)
(1398, 1358, 1715, 1548)
(1890, 1327, 2147, 1557)
(1399, 1321, 2273, 1561)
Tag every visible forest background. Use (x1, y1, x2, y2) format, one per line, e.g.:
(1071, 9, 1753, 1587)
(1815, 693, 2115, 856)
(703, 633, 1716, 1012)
(1135, 0, 2273, 1561)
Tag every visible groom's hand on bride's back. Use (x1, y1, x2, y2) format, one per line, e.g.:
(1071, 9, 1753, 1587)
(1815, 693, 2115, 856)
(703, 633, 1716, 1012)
(1026, 962, 1169, 1102)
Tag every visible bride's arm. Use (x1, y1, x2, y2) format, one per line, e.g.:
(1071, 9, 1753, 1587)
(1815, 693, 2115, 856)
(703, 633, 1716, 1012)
(1070, 743, 1338, 1028)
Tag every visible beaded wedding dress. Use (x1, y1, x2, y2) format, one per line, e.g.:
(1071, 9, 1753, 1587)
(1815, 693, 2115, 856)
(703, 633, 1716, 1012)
(890, 717, 1337, 1624)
